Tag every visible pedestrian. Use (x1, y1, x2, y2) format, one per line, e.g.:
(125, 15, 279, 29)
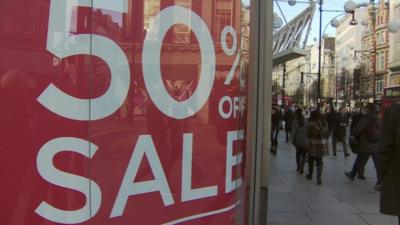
(326, 106, 337, 155)
(378, 103, 400, 224)
(270, 104, 283, 155)
(345, 103, 381, 190)
(348, 108, 366, 179)
(291, 108, 308, 174)
(306, 109, 329, 185)
(284, 107, 294, 143)
(333, 107, 350, 157)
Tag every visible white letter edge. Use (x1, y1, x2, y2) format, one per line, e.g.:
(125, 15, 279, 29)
(35, 137, 101, 224)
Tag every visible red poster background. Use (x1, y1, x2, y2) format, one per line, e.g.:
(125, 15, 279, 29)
(0, 0, 251, 224)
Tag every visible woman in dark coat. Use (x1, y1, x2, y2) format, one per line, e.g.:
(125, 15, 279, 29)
(345, 103, 381, 188)
(379, 103, 400, 224)
(333, 107, 350, 157)
(291, 108, 308, 174)
(306, 109, 329, 185)
(284, 108, 294, 143)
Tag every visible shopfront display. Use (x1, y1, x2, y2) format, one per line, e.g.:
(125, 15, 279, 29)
(0, 0, 254, 224)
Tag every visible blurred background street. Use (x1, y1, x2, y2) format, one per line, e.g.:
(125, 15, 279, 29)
(267, 133, 398, 225)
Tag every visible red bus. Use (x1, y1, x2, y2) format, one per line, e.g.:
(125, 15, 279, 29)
(381, 86, 400, 116)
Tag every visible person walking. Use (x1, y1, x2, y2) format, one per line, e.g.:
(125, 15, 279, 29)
(306, 109, 329, 185)
(270, 104, 283, 155)
(348, 108, 366, 179)
(284, 107, 294, 143)
(333, 107, 350, 157)
(326, 106, 337, 155)
(291, 108, 308, 174)
(345, 103, 381, 189)
(379, 103, 400, 224)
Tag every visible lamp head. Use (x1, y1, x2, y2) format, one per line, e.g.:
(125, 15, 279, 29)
(288, 0, 296, 6)
(344, 1, 357, 13)
(331, 19, 340, 28)
(388, 21, 400, 33)
(273, 13, 283, 29)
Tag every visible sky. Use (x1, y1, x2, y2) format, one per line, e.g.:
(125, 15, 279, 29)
(242, 0, 368, 45)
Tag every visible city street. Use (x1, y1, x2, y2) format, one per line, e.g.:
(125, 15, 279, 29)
(267, 134, 398, 225)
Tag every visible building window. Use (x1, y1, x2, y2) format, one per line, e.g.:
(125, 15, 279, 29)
(376, 32, 385, 44)
(376, 51, 385, 71)
(376, 80, 384, 94)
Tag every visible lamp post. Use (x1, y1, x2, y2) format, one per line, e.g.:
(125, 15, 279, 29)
(316, 12, 342, 108)
(282, 63, 286, 103)
(317, 0, 346, 108)
(317, 0, 323, 106)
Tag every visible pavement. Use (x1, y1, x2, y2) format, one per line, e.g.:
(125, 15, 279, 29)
(267, 132, 399, 225)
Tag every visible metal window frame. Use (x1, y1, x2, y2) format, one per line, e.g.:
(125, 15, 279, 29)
(247, 0, 272, 224)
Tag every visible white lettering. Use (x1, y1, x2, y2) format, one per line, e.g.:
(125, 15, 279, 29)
(40, 0, 130, 121)
(181, 133, 218, 202)
(225, 130, 243, 193)
(219, 96, 242, 119)
(110, 135, 173, 218)
(233, 97, 239, 118)
(35, 137, 101, 224)
(142, 6, 216, 119)
(218, 96, 233, 119)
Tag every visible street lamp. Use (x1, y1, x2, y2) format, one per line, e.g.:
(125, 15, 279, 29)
(388, 21, 400, 33)
(344, 1, 358, 13)
(273, 13, 284, 29)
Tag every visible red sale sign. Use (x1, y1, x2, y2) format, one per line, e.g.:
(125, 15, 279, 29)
(0, 0, 250, 224)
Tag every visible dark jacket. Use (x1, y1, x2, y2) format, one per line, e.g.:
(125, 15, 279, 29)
(283, 109, 294, 131)
(379, 103, 400, 216)
(292, 119, 308, 147)
(350, 112, 364, 135)
(353, 112, 381, 154)
(271, 109, 282, 130)
(334, 113, 349, 141)
(326, 110, 337, 131)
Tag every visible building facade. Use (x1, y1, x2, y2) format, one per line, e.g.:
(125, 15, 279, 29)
(360, 0, 390, 102)
(335, 7, 368, 105)
(389, 0, 400, 86)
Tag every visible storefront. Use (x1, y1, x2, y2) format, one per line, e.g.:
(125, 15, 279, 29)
(0, 0, 272, 224)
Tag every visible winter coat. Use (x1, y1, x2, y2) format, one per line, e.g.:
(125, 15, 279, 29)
(283, 110, 295, 131)
(271, 110, 282, 131)
(334, 113, 349, 142)
(292, 119, 309, 148)
(326, 110, 337, 131)
(379, 103, 400, 216)
(350, 113, 364, 135)
(307, 119, 329, 157)
(352, 112, 381, 154)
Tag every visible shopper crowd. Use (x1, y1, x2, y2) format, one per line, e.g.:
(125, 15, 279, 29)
(270, 102, 400, 224)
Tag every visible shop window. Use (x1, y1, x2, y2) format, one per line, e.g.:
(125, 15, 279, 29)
(376, 80, 384, 94)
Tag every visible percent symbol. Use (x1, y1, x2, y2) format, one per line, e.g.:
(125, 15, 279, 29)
(221, 26, 240, 85)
